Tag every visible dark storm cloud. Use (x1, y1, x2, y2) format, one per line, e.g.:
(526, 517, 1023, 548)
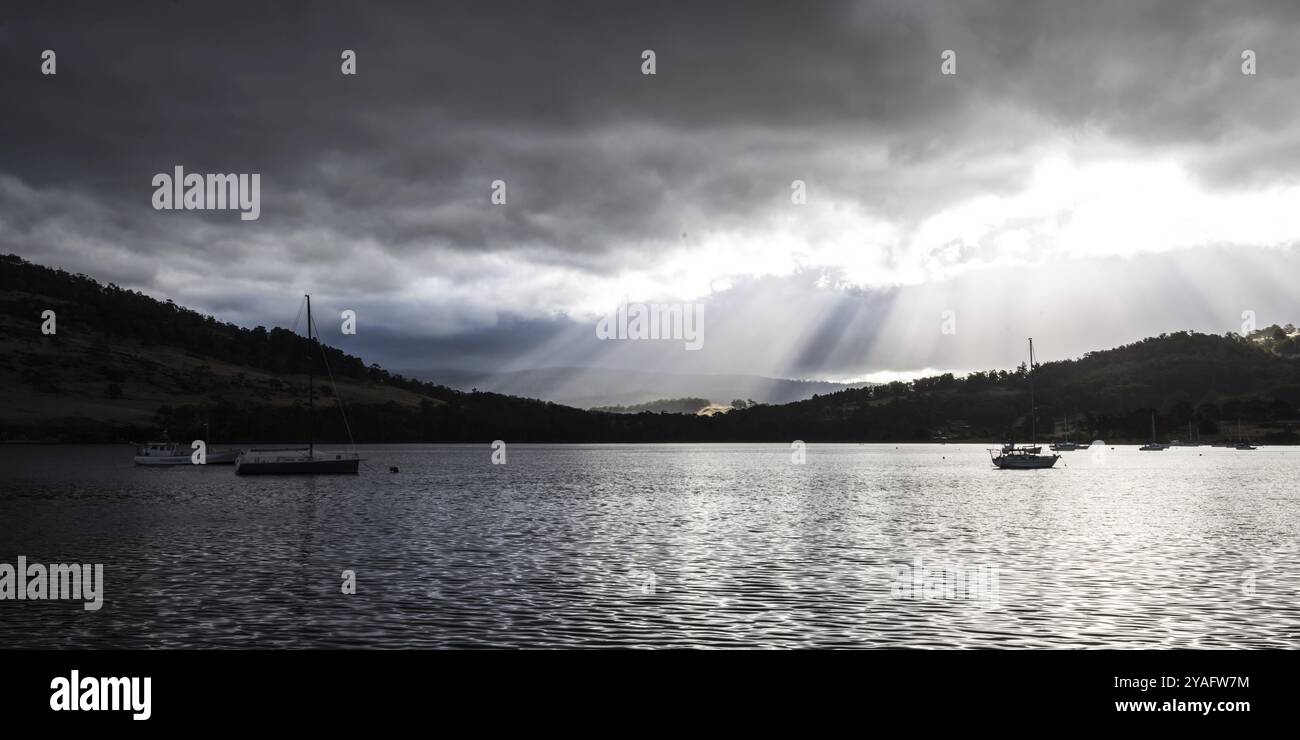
(3, 1, 1299, 375)
(8, 1, 1296, 236)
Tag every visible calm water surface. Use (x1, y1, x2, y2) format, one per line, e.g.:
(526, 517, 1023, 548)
(1, 443, 1298, 648)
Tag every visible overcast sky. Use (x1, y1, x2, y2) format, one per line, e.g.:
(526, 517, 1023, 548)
(3, 0, 1299, 381)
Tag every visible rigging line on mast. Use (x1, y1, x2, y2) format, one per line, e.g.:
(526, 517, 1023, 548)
(308, 308, 358, 454)
(291, 295, 306, 337)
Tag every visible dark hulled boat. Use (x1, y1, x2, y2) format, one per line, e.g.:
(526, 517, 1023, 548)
(990, 338, 1060, 470)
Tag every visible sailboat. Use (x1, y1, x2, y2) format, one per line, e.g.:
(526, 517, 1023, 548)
(990, 338, 1060, 469)
(1170, 420, 1200, 447)
(1233, 419, 1257, 450)
(1138, 411, 1167, 451)
(1050, 412, 1083, 451)
(235, 295, 363, 475)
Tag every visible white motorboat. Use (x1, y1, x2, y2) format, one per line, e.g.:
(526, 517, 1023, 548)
(134, 441, 239, 466)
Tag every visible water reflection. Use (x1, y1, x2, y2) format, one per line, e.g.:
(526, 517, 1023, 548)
(0, 443, 1296, 648)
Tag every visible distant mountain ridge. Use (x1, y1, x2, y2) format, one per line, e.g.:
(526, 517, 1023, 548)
(589, 397, 714, 414)
(407, 367, 875, 408)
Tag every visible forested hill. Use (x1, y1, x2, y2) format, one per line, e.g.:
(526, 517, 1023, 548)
(759, 328, 1300, 444)
(1036, 329, 1300, 412)
(2, 253, 1298, 443)
(0, 253, 444, 395)
(0, 253, 537, 441)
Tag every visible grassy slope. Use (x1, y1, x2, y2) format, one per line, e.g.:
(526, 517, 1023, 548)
(0, 311, 439, 429)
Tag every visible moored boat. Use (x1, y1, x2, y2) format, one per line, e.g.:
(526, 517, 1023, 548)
(1050, 412, 1083, 451)
(235, 294, 364, 476)
(990, 338, 1059, 470)
(1138, 411, 1167, 451)
(134, 441, 239, 466)
(234, 447, 360, 474)
(1169, 421, 1200, 447)
(990, 446, 1060, 468)
(1229, 420, 1258, 450)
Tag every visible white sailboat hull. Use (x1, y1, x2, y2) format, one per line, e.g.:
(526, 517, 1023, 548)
(235, 449, 361, 475)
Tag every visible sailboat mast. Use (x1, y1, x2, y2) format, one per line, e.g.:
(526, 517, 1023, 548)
(307, 294, 314, 458)
(1028, 338, 1036, 444)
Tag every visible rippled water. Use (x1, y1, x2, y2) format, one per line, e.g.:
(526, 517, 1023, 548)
(1, 443, 1298, 648)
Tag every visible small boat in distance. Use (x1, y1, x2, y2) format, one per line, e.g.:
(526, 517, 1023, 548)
(1230, 419, 1258, 450)
(1139, 411, 1167, 451)
(1211, 420, 1259, 449)
(990, 338, 1060, 470)
(235, 295, 362, 475)
(1050, 412, 1083, 451)
(1170, 421, 1200, 447)
(134, 441, 239, 466)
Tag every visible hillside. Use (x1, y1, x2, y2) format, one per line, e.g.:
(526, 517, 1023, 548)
(729, 329, 1300, 444)
(0, 254, 513, 442)
(2, 253, 1298, 443)
(0, 254, 739, 443)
